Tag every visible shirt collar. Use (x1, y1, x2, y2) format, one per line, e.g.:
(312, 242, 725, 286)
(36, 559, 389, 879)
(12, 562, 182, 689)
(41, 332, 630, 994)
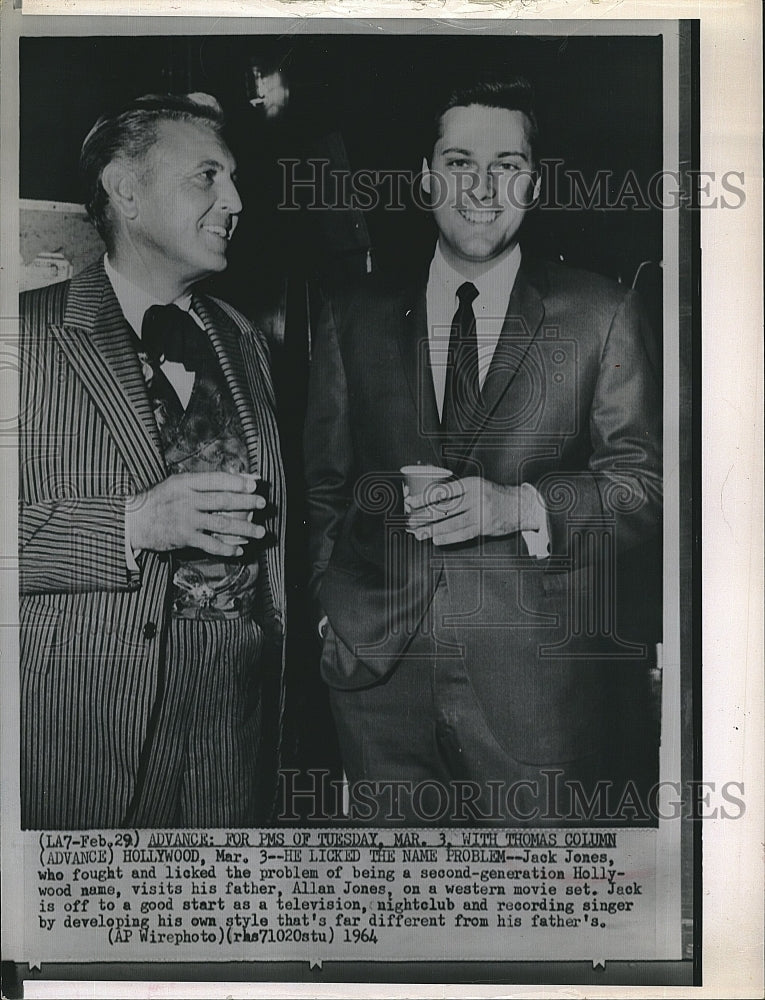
(104, 254, 193, 339)
(428, 242, 522, 307)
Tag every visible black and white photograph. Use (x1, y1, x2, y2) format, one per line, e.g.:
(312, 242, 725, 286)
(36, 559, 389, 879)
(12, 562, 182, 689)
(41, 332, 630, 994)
(0, 5, 761, 999)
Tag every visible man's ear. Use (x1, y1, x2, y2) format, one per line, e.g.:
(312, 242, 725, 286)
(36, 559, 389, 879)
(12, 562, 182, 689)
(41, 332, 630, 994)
(100, 159, 140, 223)
(421, 156, 432, 195)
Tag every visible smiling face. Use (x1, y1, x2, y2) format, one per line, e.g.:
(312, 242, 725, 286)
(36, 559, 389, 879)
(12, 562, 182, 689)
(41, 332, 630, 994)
(424, 104, 539, 276)
(124, 118, 242, 297)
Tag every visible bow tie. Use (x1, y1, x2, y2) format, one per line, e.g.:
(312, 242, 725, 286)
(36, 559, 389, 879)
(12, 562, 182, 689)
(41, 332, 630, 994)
(141, 303, 211, 372)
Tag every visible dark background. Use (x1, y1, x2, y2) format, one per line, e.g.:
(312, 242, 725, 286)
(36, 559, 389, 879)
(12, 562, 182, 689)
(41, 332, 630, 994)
(21, 33, 663, 288)
(19, 31, 664, 803)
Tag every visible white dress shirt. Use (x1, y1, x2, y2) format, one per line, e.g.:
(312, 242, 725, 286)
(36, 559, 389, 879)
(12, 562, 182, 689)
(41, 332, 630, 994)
(105, 255, 206, 569)
(425, 244, 549, 558)
(104, 254, 199, 409)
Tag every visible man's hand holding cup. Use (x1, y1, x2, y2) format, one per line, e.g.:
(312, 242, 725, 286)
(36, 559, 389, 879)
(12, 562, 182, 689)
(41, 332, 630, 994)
(126, 471, 267, 559)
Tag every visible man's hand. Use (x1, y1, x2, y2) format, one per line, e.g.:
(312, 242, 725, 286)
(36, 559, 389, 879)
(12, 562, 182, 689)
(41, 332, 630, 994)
(125, 472, 267, 558)
(405, 476, 540, 546)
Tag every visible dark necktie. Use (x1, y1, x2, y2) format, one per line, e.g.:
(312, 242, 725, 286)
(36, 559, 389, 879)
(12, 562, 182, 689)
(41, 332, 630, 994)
(141, 303, 212, 373)
(441, 280, 480, 438)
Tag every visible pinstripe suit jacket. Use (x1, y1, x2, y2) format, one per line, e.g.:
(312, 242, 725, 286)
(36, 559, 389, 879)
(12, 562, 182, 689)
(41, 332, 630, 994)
(19, 258, 286, 829)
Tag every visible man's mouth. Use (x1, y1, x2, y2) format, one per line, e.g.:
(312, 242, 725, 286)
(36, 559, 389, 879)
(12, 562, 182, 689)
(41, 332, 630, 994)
(201, 223, 233, 241)
(457, 208, 502, 225)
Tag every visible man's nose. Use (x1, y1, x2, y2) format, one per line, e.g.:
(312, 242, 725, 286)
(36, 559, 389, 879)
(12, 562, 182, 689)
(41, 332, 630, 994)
(472, 168, 496, 201)
(219, 175, 243, 215)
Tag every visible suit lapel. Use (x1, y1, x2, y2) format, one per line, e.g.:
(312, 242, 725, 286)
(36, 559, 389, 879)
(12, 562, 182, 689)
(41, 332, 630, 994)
(52, 260, 167, 490)
(480, 262, 546, 416)
(446, 262, 546, 473)
(194, 294, 285, 628)
(192, 294, 264, 479)
(396, 288, 443, 463)
(395, 261, 546, 472)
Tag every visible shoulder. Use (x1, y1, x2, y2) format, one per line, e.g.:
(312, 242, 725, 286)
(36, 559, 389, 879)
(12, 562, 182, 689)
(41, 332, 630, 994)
(20, 278, 71, 329)
(204, 294, 270, 343)
(534, 260, 628, 308)
(320, 274, 413, 326)
(20, 257, 107, 332)
(530, 259, 641, 334)
(205, 294, 253, 330)
(202, 294, 277, 379)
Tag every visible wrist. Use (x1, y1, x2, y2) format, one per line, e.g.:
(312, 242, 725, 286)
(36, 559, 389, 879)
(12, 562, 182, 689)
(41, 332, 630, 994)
(518, 482, 546, 532)
(491, 482, 546, 534)
(125, 492, 147, 551)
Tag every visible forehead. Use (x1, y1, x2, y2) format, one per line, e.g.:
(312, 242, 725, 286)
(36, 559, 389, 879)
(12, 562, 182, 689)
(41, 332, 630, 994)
(435, 104, 532, 157)
(147, 118, 235, 171)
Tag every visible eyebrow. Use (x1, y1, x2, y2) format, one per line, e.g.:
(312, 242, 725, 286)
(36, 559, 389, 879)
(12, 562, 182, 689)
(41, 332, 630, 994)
(194, 157, 237, 172)
(441, 146, 530, 161)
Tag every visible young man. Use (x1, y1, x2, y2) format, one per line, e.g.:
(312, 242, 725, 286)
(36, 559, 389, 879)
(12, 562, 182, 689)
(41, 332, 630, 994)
(20, 94, 285, 829)
(305, 76, 662, 825)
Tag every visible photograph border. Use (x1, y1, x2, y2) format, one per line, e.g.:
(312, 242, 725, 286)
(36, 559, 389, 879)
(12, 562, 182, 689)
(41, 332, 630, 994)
(1, 4, 761, 999)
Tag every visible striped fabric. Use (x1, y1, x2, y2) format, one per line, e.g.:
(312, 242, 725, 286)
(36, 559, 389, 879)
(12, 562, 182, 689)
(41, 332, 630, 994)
(194, 294, 286, 635)
(129, 616, 266, 828)
(19, 259, 286, 829)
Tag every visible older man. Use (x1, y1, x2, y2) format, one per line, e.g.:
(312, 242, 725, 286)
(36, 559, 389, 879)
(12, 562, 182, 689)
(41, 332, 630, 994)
(305, 76, 662, 824)
(19, 94, 285, 829)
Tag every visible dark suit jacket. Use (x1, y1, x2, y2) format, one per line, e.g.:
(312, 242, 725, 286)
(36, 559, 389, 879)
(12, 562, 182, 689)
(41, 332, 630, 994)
(305, 258, 662, 766)
(19, 259, 286, 828)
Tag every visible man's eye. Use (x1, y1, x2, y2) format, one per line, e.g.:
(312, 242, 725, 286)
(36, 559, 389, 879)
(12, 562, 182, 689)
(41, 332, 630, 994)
(446, 159, 471, 169)
(495, 162, 521, 172)
(198, 169, 217, 184)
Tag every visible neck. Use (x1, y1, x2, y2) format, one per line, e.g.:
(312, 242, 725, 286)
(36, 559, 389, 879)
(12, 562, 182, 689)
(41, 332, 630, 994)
(109, 246, 194, 304)
(437, 237, 518, 280)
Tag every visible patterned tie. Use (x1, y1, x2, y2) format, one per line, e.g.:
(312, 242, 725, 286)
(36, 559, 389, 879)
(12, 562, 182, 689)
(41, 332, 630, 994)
(441, 280, 480, 439)
(142, 303, 212, 373)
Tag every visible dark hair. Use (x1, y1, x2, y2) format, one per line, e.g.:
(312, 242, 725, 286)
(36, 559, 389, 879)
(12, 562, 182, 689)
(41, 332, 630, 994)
(80, 93, 226, 251)
(426, 74, 540, 168)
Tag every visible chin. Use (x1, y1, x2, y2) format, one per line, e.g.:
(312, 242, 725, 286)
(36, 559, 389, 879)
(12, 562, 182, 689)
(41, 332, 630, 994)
(457, 242, 502, 262)
(202, 254, 229, 274)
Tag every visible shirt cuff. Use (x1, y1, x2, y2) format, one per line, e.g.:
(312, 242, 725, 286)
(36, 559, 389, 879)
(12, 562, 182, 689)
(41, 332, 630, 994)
(125, 517, 140, 572)
(520, 483, 551, 559)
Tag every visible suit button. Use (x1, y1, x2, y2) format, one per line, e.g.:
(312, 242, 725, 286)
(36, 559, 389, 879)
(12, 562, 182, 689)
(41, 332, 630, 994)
(142, 622, 157, 640)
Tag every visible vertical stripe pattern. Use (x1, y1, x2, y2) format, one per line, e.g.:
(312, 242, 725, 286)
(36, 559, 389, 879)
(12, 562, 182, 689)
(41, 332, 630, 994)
(129, 617, 265, 827)
(19, 260, 286, 829)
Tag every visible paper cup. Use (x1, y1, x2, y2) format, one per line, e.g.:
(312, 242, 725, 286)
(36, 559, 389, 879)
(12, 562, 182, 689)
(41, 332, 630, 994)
(400, 464, 452, 491)
(400, 464, 455, 508)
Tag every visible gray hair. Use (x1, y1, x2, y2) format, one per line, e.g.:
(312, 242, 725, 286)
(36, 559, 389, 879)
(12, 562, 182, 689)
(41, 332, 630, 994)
(80, 93, 226, 251)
